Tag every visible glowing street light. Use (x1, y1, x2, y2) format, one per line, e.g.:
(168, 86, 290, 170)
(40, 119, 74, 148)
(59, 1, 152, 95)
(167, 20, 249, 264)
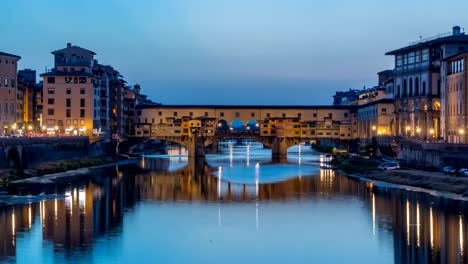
(460, 129, 465, 135)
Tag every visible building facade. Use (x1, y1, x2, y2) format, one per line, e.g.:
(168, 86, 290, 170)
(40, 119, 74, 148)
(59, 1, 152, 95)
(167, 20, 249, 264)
(40, 43, 96, 136)
(441, 51, 468, 143)
(386, 26, 468, 140)
(0, 52, 21, 136)
(17, 69, 37, 131)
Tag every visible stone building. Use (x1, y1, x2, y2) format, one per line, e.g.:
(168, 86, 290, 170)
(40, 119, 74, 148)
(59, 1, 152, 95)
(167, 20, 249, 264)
(40, 43, 126, 139)
(441, 51, 468, 143)
(17, 69, 37, 131)
(386, 26, 468, 140)
(0, 52, 21, 136)
(40, 43, 96, 136)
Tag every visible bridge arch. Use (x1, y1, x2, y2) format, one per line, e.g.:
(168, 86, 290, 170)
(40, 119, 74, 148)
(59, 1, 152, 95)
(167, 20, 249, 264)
(246, 119, 260, 132)
(5, 146, 22, 170)
(230, 119, 245, 132)
(216, 119, 229, 132)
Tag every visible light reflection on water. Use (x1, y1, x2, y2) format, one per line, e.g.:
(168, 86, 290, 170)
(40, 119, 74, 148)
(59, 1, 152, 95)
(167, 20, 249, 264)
(0, 141, 467, 263)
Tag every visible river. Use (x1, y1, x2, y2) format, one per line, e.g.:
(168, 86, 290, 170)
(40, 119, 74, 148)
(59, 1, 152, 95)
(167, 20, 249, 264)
(0, 141, 467, 263)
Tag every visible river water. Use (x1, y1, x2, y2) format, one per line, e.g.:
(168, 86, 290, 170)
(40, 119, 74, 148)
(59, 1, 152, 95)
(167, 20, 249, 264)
(1, 141, 468, 263)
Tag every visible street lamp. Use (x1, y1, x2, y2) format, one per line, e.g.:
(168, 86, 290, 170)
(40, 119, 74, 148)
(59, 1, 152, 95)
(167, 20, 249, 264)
(429, 129, 435, 141)
(406, 126, 411, 137)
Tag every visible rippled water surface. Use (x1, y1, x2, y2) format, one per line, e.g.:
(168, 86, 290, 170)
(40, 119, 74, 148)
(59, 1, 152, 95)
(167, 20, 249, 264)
(1, 141, 468, 263)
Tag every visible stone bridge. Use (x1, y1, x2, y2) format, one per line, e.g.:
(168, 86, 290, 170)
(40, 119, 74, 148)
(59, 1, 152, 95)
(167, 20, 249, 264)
(0, 137, 90, 170)
(149, 131, 313, 157)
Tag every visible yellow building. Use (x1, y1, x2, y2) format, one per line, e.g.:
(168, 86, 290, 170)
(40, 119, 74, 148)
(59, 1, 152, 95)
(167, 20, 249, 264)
(0, 52, 21, 136)
(40, 44, 96, 136)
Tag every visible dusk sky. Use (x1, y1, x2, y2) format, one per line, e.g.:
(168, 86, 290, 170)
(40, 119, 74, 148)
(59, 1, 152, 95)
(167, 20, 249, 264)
(3, 0, 468, 105)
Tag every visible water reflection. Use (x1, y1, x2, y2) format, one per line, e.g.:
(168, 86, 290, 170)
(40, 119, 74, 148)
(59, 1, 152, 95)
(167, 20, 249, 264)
(0, 143, 468, 263)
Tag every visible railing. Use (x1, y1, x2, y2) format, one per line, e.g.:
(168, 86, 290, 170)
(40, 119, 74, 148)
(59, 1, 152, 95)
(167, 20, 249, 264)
(408, 32, 451, 46)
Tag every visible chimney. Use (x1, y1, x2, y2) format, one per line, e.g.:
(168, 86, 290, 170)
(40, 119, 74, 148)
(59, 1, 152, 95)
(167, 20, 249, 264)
(67, 42, 72, 48)
(453, 26, 461, 36)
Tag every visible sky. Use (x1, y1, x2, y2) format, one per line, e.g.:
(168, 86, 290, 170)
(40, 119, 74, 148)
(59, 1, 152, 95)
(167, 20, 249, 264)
(2, 0, 468, 105)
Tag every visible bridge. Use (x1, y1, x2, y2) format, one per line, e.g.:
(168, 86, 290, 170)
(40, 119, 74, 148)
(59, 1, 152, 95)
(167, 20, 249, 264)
(134, 104, 357, 157)
(0, 136, 95, 170)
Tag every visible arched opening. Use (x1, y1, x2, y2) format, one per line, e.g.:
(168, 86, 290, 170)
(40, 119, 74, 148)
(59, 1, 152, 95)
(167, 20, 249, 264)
(433, 101, 441, 111)
(403, 79, 407, 97)
(230, 119, 245, 132)
(422, 81, 426, 96)
(246, 120, 260, 132)
(409, 78, 413, 97)
(415, 77, 419, 96)
(7, 147, 21, 170)
(397, 85, 401, 98)
(216, 119, 229, 132)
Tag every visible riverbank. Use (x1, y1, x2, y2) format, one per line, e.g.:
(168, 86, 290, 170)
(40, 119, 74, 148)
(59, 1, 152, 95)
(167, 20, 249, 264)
(333, 156, 468, 197)
(0, 156, 128, 188)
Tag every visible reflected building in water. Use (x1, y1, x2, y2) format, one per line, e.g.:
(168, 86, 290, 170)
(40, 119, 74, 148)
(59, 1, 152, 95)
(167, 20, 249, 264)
(1, 157, 468, 263)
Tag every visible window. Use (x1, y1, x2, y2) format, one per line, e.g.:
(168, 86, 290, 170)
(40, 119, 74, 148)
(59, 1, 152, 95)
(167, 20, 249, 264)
(158, 111, 162, 116)
(152, 118, 155, 124)
(205, 112, 208, 117)
(282, 113, 286, 118)
(73, 119, 78, 126)
(422, 49, 429, 62)
(220, 112, 224, 117)
(328, 113, 332, 118)
(251, 112, 255, 117)
(80, 98, 85, 107)
(174, 112, 177, 116)
(47, 77, 55, 83)
(381, 108, 387, 115)
(266, 113, 271, 118)
(80, 88, 85, 95)
(48, 98, 55, 104)
(396, 55, 403, 66)
(80, 109, 85, 118)
(4, 78, 8, 87)
(313, 113, 317, 118)
(66, 88, 71, 94)
(66, 98, 71, 107)
(344, 113, 348, 118)
(66, 109, 71, 117)
(80, 120, 85, 125)
(11, 80, 15, 87)
(235, 112, 240, 118)
(66, 119, 71, 126)
(297, 113, 302, 118)
(47, 88, 54, 94)
(48, 109, 55, 115)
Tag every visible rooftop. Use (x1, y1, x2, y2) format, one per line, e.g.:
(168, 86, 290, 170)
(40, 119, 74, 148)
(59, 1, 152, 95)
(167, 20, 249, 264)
(386, 26, 468, 55)
(136, 104, 356, 110)
(0, 51, 21, 59)
(52, 43, 96, 55)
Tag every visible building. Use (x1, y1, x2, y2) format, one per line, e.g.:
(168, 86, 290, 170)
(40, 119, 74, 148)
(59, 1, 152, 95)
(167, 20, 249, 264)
(124, 84, 158, 137)
(333, 89, 360, 105)
(441, 51, 467, 143)
(17, 69, 37, 131)
(0, 52, 21, 136)
(93, 63, 125, 138)
(40, 43, 129, 139)
(40, 43, 96, 136)
(386, 26, 468, 140)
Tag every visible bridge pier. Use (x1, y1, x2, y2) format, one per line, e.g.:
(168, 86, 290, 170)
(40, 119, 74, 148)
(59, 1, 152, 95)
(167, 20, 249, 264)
(187, 137, 206, 157)
(271, 138, 288, 157)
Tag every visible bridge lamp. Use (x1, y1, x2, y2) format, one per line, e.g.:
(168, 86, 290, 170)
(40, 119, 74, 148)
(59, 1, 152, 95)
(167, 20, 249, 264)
(54, 126, 58, 131)
(28, 125, 32, 131)
(429, 129, 435, 139)
(372, 126, 376, 131)
(416, 127, 421, 134)
(460, 129, 465, 135)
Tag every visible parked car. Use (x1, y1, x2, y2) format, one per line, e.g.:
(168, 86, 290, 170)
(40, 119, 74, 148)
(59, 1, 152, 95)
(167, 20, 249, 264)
(378, 162, 400, 171)
(458, 168, 468, 176)
(443, 166, 457, 175)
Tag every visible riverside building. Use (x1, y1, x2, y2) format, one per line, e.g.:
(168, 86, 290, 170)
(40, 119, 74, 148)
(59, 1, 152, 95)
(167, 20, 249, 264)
(0, 52, 21, 136)
(386, 26, 468, 140)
